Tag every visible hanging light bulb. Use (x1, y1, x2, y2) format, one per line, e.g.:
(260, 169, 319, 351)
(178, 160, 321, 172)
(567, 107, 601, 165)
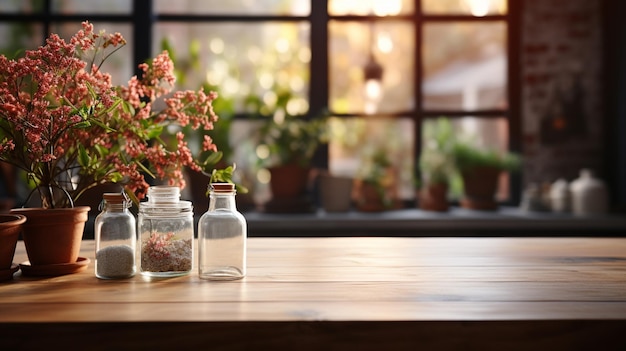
(363, 19, 384, 115)
(364, 53, 383, 100)
(363, 53, 383, 115)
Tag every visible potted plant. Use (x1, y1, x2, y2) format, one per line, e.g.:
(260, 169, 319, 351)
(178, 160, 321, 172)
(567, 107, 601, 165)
(417, 118, 456, 212)
(256, 106, 328, 212)
(452, 142, 521, 211)
(0, 22, 226, 268)
(354, 149, 400, 212)
(0, 214, 26, 281)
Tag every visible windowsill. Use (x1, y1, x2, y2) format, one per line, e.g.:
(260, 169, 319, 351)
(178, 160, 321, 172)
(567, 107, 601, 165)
(242, 206, 626, 237)
(82, 206, 626, 238)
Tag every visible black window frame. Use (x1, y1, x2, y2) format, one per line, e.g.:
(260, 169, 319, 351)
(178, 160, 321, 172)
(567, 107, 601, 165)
(0, 0, 522, 206)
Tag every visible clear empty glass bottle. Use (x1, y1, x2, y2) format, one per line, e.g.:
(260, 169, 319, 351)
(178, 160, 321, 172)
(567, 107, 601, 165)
(198, 183, 247, 280)
(95, 193, 136, 279)
(138, 186, 194, 277)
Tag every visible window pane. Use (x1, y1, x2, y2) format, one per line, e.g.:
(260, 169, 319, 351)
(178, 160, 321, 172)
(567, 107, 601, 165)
(329, 117, 414, 200)
(422, 21, 507, 111)
(0, 0, 43, 13)
(0, 22, 42, 55)
(329, 20, 414, 115)
(51, 0, 131, 14)
(50, 22, 134, 86)
(155, 0, 310, 15)
(422, 0, 507, 16)
(228, 120, 269, 205)
(155, 23, 310, 206)
(421, 117, 511, 200)
(154, 22, 310, 114)
(329, 0, 414, 16)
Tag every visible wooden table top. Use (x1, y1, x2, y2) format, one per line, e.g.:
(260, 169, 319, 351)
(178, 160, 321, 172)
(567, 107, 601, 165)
(2, 237, 626, 350)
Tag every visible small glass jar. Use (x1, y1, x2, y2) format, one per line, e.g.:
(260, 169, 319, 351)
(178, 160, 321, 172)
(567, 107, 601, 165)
(94, 193, 136, 279)
(138, 186, 194, 277)
(198, 183, 247, 280)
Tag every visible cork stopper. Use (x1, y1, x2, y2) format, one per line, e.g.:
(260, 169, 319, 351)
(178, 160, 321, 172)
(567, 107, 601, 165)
(102, 193, 127, 203)
(210, 183, 235, 193)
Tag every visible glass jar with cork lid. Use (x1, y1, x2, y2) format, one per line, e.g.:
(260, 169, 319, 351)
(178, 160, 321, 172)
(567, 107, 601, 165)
(138, 186, 194, 277)
(94, 192, 136, 279)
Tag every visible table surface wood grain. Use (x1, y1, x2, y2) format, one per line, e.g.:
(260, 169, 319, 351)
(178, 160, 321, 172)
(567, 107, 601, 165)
(2, 237, 626, 350)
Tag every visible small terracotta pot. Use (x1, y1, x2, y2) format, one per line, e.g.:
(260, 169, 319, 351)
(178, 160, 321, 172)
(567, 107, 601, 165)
(460, 166, 501, 211)
(0, 214, 26, 269)
(10, 207, 90, 265)
(419, 183, 449, 212)
(269, 164, 310, 199)
(354, 181, 386, 212)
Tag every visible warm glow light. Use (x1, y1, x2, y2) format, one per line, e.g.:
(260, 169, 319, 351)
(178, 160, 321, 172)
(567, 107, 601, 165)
(365, 79, 382, 100)
(289, 76, 305, 92)
(256, 145, 270, 159)
(329, 0, 403, 16)
(372, 0, 402, 16)
(259, 72, 274, 90)
(209, 37, 224, 54)
(222, 78, 240, 96)
(377, 32, 393, 53)
(364, 79, 382, 114)
(257, 168, 271, 184)
(285, 99, 298, 116)
(364, 101, 377, 115)
(247, 45, 262, 63)
(262, 91, 277, 109)
(465, 0, 491, 17)
(275, 38, 290, 53)
(273, 108, 286, 124)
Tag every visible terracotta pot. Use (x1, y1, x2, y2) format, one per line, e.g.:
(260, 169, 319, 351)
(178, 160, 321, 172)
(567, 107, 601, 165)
(0, 214, 26, 269)
(10, 206, 90, 265)
(419, 183, 449, 212)
(460, 166, 501, 211)
(355, 181, 384, 212)
(268, 164, 311, 199)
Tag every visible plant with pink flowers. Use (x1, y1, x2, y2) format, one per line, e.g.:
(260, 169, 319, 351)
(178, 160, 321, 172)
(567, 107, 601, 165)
(0, 22, 225, 209)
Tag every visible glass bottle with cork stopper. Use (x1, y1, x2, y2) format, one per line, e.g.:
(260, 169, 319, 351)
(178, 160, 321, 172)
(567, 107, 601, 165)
(94, 192, 136, 279)
(198, 182, 247, 280)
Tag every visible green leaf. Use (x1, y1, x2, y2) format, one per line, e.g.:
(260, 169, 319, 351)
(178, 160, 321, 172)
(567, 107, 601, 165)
(89, 118, 116, 133)
(146, 125, 164, 139)
(136, 161, 155, 179)
(107, 172, 124, 183)
(73, 121, 91, 129)
(103, 98, 122, 115)
(202, 151, 223, 167)
(124, 187, 140, 207)
(122, 100, 135, 115)
(77, 144, 91, 168)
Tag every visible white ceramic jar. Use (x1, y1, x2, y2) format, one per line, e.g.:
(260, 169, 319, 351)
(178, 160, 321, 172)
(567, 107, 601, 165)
(569, 169, 608, 215)
(549, 178, 570, 213)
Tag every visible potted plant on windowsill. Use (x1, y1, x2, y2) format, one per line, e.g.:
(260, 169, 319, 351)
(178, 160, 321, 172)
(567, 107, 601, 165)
(354, 149, 401, 212)
(256, 107, 328, 213)
(452, 142, 521, 211)
(417, 118, 456, 212)
(0, 22, 226, 270)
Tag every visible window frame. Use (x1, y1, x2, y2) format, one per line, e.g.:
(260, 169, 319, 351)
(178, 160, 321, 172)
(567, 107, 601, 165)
(0, 0, 522, 205)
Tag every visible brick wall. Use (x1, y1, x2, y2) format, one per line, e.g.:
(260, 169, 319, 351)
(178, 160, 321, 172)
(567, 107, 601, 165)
(521, 0, 605, 187)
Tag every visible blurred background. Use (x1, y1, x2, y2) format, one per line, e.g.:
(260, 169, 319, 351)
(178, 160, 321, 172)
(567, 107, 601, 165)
(0, 0, 624, 214)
